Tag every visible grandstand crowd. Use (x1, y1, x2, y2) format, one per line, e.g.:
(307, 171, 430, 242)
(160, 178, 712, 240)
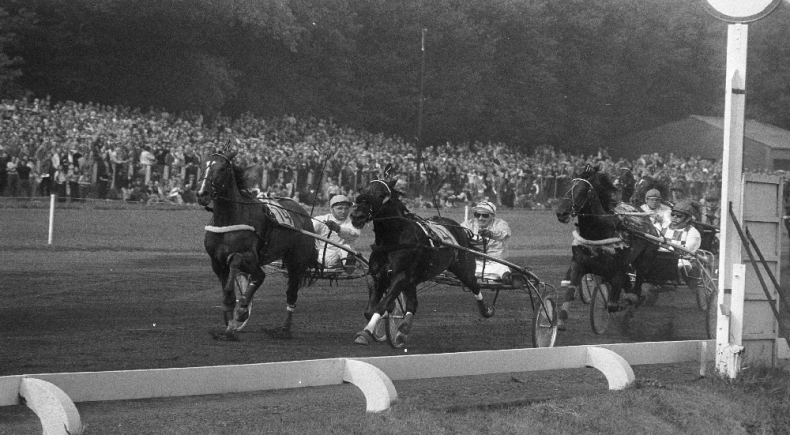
(0, 97, 763, 210)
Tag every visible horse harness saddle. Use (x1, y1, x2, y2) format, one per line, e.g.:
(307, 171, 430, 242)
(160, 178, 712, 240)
(369, 217, 460, 256)
(259, 198, 296, 229)
(416, 220, 460, 249)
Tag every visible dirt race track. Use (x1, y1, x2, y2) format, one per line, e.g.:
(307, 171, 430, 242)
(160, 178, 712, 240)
(1, 205, 778, 434)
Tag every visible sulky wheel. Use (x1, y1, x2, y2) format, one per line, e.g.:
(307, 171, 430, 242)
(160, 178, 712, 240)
(384, 293, 407, 349)
(696, 277, 716, 312)
(589, 279, 610, 335)
(532, 291, 558, 348)
(223, 272, 252, 332)
(706, 290, 718, 340)
(579, 274, 599, 304)
(343, 255, 370, 279)
(372, 313, 387, 342)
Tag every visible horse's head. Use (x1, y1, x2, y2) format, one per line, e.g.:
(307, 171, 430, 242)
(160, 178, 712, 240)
(556, 170, 617, 224)
(556, 176, 596, 224)
(196, 151, 238, 207)
(351, 178, 398, 229)
(614, 168, 635, 198)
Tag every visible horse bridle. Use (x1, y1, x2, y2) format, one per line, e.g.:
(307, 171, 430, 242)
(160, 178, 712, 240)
(197, 153, 234, 201)
(354, 180, 392, 223)
(198, 153, 265, 206)
(563, 178, 596, 218)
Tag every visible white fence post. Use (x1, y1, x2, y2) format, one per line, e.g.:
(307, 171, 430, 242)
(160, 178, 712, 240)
(48, 194, 55, 245)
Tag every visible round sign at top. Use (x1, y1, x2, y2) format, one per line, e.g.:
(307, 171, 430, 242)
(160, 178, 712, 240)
(703, 0, 783, 23)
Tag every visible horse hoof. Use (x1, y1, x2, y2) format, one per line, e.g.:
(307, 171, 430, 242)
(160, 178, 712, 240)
(395, 333, 409, 347)
(394, 322, 411, 346)
(477, 301, 495, 318)
(210, 328, 239, 341)
(557, 319, 567, 331)
(478, 305, 495, 319)
(621, 293, 639, 306)
(235, 309, 249, 323)
(354, 330, 374, 345)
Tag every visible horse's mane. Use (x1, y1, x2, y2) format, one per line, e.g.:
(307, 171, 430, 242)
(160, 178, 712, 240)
(232, 164, 251, 192)
(635, 175, 670, 201)
(617, 168, 635, 185)
(388, 185, 415, 218)
(576, 166, 618, 214)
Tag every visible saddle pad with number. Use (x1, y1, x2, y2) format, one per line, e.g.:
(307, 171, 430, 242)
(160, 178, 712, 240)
(260, 199, 296, 228)
(417, 221, 460, 248)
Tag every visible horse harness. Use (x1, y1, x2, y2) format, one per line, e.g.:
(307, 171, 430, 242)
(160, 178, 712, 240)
(369, 216, 461, 261)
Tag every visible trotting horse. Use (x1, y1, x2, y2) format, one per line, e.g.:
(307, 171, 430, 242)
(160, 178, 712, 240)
(196, 149, 318, 340)
(350, 176, 494, 346)
(556, 167, 658, 313)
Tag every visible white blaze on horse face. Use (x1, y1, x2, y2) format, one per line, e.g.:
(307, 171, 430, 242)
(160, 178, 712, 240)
(197, 161, 214, 193)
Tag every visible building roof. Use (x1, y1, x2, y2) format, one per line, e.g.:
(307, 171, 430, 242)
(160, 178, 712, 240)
(609, 115, 790, 160)
(694, 115, 790, 151)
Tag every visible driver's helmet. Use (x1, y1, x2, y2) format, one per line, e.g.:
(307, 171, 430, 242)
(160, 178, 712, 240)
(672, 201, 695, 219)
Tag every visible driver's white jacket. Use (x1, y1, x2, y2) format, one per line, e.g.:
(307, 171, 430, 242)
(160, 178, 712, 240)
(314, 213, 360, 268)
(461, 217, 511, 279)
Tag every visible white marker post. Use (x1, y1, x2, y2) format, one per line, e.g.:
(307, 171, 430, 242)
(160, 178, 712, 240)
(48, 194, 55, 245)
(703, 0, 782, 378)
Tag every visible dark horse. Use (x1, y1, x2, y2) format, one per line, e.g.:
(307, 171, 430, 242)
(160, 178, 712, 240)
(196, 149, 317, 340)
(350, 176, 494, 346)
(630, 174, 671, 207)
(556, 167, 658, 312)
(614, 167, 635, 204)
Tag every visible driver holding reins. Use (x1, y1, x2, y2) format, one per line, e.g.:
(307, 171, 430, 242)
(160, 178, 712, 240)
(461, 201, 524, 286)
(641, 188, 672, 231)
(314, 195, 360, 271)
(659, 201, 702, 288)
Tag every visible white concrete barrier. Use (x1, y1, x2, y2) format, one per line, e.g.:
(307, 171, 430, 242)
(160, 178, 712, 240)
(1, 339, 716, 430)
(19, 378, 81, 435)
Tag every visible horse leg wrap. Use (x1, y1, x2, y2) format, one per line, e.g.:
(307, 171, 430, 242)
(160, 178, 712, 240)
(364, 312, 382, 334)
(565, 284, 579, 301)
(398, 313, 414, 336)
(282, 309, 293, 332)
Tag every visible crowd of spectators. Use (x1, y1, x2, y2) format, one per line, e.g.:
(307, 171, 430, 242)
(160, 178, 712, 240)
(0, 96, 764, 211)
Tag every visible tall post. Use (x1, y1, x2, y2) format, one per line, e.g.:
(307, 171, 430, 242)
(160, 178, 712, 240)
(415, 28, 427, 185)
(703, 0, 783, 379)
(716, 24, 747, 377)
(48, 194, 55, 245)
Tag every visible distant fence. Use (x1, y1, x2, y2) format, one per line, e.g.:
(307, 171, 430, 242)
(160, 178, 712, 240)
(3, 160, 722, 208)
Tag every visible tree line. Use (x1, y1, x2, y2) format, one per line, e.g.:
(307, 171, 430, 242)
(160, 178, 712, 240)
(0, 0, 788, 155)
